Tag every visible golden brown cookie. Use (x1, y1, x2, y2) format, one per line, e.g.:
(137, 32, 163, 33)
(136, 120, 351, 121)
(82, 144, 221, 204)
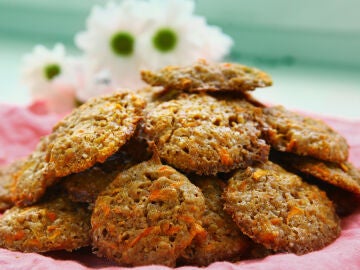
(278, 153, 360, 195)
(144, 93, 269, 175)
(63, 135, 151, 204)
(0, 191, 91, 252)
(12, 92, 146, 207)
(305, 176, 360, 217)
(141, 59, 272, 94)
(12, 135, 59, 207)
(180, 176, 250, 266)
(223, 161, 340, 254)
(262, 106, 349, 163)
(62, 166, 117, 205)
(47, 91, 146, 177)
(0, 159, 25, 211)
(91, 157, 205, 267)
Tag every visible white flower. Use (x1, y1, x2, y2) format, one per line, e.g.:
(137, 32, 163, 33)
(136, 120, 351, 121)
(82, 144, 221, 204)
(75, 0, 233, 89)
(75, 0, 148, 89)
(139, 0, 233, 70)
(74, 64, 116, 102)
(196, 24, 234, 62)
(21, 44, 78, 113)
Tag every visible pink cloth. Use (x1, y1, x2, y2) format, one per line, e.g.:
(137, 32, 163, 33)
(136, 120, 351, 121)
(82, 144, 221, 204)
(1, 103, 360, 270)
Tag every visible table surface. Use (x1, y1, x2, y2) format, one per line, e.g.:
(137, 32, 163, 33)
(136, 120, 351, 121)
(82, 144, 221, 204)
(1, 39, 359, 120)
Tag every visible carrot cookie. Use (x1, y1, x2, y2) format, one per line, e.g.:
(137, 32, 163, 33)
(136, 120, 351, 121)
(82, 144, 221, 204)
(0, 159, 25, 211)
(223, 161, 340, 254)
(91, 157, 205, 267)
(0, 191, 91, 252)
(47, 91, 146, 177)
(180, 176, 250, 266)
(144, 93, 269, 175)
(262, 106, 349, 163)
(12, 135, 59, 207)
(141, 59, 272, 93)
(285, 154, 360, 194)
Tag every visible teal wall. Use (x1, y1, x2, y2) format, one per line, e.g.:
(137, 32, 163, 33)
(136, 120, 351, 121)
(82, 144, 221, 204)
(1, 0, 359, 67)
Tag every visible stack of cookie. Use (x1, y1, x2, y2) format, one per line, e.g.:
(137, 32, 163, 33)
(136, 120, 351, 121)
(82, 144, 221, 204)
(0, 60, 359, 267)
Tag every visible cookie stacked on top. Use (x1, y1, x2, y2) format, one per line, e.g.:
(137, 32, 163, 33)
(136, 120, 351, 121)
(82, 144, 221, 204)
(0, 60, 359, 267)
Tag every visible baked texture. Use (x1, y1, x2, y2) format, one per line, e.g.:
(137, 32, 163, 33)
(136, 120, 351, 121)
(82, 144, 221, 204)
(262, 106, 349, 162)
(304, 176, 360, 217)
(91, 157, 205, 267)
(141, 60, 272, 93)
(63, 136, 151, 204)
(223, 161, 340, 254)
(62, 166, 117, 205)
(0, 159, 25, 211)
(279, 153, 360, 195)
(0, 191, 91, 252)
(180, 176, 250, 266)
(12, 92, 146, 207)
(12, 135, 59, 207)
(144, 93, 269, 175)
(47, 91, 146, 177)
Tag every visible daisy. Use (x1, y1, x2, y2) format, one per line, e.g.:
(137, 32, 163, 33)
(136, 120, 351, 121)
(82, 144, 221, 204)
(75, 64, 115, 102)
(139, 0, 233, 70)
(196, 24, 234, 62)
(21, 44, 78, 113)
(75, 0, 148, 89)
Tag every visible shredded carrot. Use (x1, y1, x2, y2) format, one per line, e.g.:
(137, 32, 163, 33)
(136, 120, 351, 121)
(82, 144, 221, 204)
(46, 211, 57, 222)
(47, 225, 57, 232)
(190, 223, 206, 239)
(259, 231, 279, 242)
(164, 225, 181, 235)
(13, 230, 25, 241)
(217, 147, 233, 166)
(26, 239, 41, 247)
(128, 227, 155, 248)
(287, 206, 304, 223)
(270, 217, 282, 225)
(157, 166, 174, 177)
(170, 181, 185, 189)
(149, 189, 170, 201)
(178, 215, 195, 224)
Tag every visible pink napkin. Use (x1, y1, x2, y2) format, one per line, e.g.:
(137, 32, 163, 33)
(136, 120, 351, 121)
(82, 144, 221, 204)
(1, 102, 360, 270)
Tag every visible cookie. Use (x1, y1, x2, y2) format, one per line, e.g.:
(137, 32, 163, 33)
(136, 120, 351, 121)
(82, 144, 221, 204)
(0, 159, 25, 211)
(0, 191, 91, 252)
(62, 166, 117, 205)
(47, 91, 146, 177)
(141, 59, 272, 94)
(180, 176, 250, 266)
(284, 154, 360, 194)
(91, 157, 205, 267)
(305, 176, 360, 217)
(63, 136, 151, 204)
(223, 161, 340, 254)
(144, 93, 269, 175)
(12, 135, 59, 207)
(262, 106, 349, 162)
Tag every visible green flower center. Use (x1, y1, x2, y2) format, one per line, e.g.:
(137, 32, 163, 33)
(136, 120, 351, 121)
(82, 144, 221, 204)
(110, 32, 135, 56)
(44, 64, 61, 80)
(152, 28, 178, 53)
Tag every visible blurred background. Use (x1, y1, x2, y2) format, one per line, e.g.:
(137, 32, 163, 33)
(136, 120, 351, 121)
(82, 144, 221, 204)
(0, 0, 359, 118)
